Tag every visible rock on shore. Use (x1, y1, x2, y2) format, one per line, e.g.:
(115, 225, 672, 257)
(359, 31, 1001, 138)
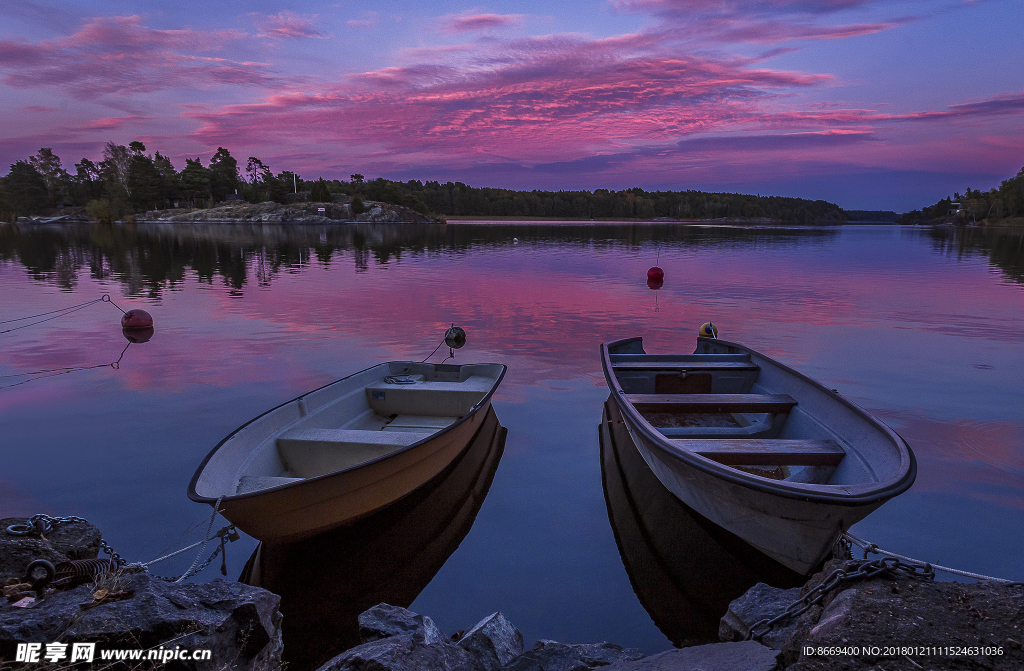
(720, 559, 1024, 670)
(1, 517, 282, 670)
(0, 517, 101, 585)
(138, 200, 433, 224)
(317, 603, 647, 671)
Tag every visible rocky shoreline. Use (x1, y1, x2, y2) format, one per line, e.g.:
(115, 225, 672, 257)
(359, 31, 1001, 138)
(2, 518, 1021, 670)
(12, 199, 437, 225)
(136, 200, 435, 224)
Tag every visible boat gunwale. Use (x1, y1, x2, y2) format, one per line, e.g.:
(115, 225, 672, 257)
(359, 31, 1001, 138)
(601, 336, 916, 507)
(187, 360, 507, 504)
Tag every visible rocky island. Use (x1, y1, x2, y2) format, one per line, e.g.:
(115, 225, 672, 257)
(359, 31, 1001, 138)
(136, 199, 436, 225)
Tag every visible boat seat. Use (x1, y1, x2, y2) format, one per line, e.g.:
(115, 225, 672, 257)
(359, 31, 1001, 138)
(671, 438, 846, 466)
(609, 353, 751, 363)
(277, 428, 434, 478)
(236, 475, 303, 495)
(364, 376, 492, 417)
(382, 415, 459, 433)
(628, 393, 797, 414)
(612, 361, 759, 372)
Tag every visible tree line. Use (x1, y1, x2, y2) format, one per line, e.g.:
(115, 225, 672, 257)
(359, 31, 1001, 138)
(1, 142, 849, 223)
(900, 165, 1024, 223)
(0, 143, 307, 222)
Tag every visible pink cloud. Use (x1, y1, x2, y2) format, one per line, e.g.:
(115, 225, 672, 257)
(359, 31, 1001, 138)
(256, 11, 325, 40)
(893, 92, 1024, 121)
(615, 0, 878, 13)
(80, 115, 149, 130)
(347, 13, 380, 29)
(714, 18, 913, 43)
(614, 0, 919, 46)
(0, 16, 271, 99)
(440, 13, 525, 34)
(186, 34, 832, 167)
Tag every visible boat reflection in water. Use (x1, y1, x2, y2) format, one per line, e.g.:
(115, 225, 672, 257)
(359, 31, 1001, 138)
(240, 405, 507, 671)
(600, 398, 803, 647)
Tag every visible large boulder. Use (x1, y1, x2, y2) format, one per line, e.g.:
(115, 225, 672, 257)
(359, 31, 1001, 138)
(0, 574, 282, 671)
(319, 604, 484, 671)
(319, 633, 486, 671)
(719, 582, 802, 650)
(502, 640, 644, 671)
(780, 559, 1024, 670)
(1, 517, 102, 584)
(457, 612, 524, 671)
(358, 603, 446, 645)
(602, 641, 778, 671)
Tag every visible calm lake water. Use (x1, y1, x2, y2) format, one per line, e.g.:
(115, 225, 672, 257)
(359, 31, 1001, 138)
(1, 222, 1022, 661)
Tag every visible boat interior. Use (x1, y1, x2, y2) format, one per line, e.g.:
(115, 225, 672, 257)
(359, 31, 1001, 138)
(608, 350, 846, 484)
(230, 362, 499, 495)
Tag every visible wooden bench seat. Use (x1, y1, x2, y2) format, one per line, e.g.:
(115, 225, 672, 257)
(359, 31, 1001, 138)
(612, 362, 759, 372)
(236, 475, 303, 494)
(670, 438, 846, 466)
(277, 429, 434, 477)
(609, 353, 751, 363)
(628, 393, 797, 414)
(364, 376, 492, 417)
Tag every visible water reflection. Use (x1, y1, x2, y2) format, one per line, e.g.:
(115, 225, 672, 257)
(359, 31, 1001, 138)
(240, 406, 507, 671)
(600, 397, 802, 647)
(0, 222, 840, 296)
(927, 224, 1024, 284)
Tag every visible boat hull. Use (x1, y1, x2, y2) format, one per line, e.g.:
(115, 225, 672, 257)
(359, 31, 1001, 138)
(602, 336, 915, 575)
(218, 404, 491, 541)
(190, 361, 506, 542)
(622, 417, 882, 572)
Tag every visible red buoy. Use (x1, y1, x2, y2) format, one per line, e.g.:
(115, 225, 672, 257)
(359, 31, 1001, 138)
(647, 266, 664, 281)
(121, 309, 153, 330)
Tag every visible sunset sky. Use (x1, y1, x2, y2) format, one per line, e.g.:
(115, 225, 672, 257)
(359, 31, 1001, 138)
(2, 0, 1022, 210)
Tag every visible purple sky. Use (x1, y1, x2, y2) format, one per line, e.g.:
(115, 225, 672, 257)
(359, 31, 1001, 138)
(2, 0, 1022, 210)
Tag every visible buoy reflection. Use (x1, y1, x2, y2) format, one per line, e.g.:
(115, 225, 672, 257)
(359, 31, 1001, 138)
(122, 327, 154, 343)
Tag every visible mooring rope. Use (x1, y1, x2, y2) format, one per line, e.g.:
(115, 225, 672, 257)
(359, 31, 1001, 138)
(842, 531, 1022, 585)
(0, 294, 133, 336)
(0, 341, 132, 390)
(173, 496, 226, 583)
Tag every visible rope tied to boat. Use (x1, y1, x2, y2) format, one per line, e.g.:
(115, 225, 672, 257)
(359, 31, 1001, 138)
(841, 531, 1023, 585)
(421, 324, 466, 364)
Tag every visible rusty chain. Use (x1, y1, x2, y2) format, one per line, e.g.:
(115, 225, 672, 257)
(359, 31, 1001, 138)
(745, 557, 936, 641)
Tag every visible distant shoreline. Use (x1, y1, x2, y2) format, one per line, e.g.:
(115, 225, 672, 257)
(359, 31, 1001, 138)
(444, 215, 898, 225)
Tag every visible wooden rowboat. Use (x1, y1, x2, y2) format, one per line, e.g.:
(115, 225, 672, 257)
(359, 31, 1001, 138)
(189, 361, 505, 541)
(601, 335, 916, 575)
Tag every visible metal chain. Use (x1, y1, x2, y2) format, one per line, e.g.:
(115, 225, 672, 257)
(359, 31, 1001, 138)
(843, 531, 1024, 585)
(4, 513, 237, 582)
(153, 545, 224, 583)
(745, 557, 935, 641)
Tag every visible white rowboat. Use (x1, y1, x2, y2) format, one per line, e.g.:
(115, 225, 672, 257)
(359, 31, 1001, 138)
(189, 361, 505, 541)
(601, 335, 915, 575)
